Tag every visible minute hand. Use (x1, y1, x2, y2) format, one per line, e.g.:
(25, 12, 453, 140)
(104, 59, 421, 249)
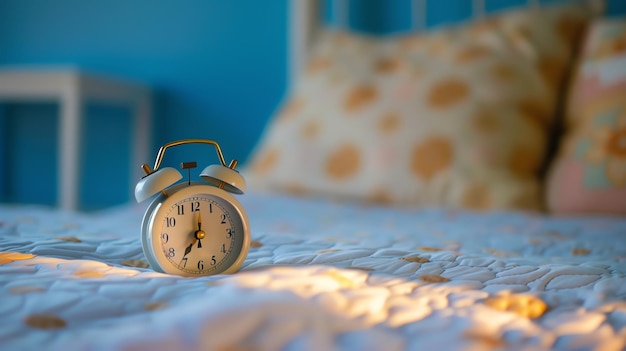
(195, 212, 204, 248)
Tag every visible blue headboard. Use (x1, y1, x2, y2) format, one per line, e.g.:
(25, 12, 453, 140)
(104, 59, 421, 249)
(320, 0, 625, 34)
(289, 0, 621, 87)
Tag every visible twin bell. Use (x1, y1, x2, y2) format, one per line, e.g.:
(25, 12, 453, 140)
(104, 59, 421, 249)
(134, 139, 246, 203)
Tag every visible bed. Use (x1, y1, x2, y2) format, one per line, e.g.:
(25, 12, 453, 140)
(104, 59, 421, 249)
(1, 194, 625, 350)
(2, 0, 626, 350)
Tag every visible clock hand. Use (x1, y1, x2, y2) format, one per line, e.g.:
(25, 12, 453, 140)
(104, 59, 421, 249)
(183, 241, 194, 257)
(195, 212, 204, 249)
(179, 239, 195, 267)
(180, 212, 203, 265)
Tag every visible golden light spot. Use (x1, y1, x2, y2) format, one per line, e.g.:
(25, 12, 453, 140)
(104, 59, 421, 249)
(317, 249, 340, 253)
(325, 144, 361, 180)
(426, 78, 470, 109)
(301, 120, 321, 139)
(411, 137, 454, 181)
(9, 286, 46, 295)
(120, 259, 149, 268)
(572, 247, 590, 256)
(400, 256, 429, 263)
(345, 85, 378, 112)
(251, 148, 279, 174)
(325, 270, 356, 289)
(378, 112, 401, 134)
(74, 270, 105, 279)
(455, 46, 492, 64)
(145, 301, 168, 311)
(461, 183, 491, 210)
(250, 240, 263, 248)
(0, 252, 35, 265)
(56, 236, 82, 243)
(508, 145, 539, 177)
(419, 274, 450, 283)
(375, 57, 402, 73)
(484, 294, 548, 318)
(24, 313, 67, 329)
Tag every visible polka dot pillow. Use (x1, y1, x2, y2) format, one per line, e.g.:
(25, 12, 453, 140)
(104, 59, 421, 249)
(546, 16, 626, 215)
(245, 2, 598, 210)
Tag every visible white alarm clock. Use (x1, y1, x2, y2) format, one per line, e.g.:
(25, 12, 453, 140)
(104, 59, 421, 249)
(134, 139, 250, 277)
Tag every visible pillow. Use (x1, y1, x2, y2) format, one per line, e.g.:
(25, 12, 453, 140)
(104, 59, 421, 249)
(546, 16, 626, 215)
(246, 2, 599, 210)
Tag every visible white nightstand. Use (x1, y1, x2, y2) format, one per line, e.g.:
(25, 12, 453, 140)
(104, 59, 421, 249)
(0, 67, 152, 211)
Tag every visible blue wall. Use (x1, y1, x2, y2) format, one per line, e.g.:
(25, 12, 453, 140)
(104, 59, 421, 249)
(0, 0, 288, 210)
(1, 0, 624, 210)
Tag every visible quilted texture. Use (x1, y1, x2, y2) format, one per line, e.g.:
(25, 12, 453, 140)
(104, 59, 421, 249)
(1, 194, 626, 350)
(547, 16, 626, 214)
(245, 2, 599, 210)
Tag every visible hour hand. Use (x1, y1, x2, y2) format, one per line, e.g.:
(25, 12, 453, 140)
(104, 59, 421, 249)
(183, 241, 194, 257)
(179, 239, 195, 267)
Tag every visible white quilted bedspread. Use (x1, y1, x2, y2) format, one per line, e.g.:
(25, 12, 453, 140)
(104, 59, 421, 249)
(1, 193, 625, 351)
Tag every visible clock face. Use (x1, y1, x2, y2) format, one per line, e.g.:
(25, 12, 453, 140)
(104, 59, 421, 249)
(144, 184, 249, 276)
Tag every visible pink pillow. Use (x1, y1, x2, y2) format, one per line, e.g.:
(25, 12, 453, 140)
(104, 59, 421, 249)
(547, 17, 626, 215)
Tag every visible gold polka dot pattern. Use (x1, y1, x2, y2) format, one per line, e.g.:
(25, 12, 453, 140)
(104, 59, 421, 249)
(245, 3, 595, 209)
(419, 274, 451, 283)
(120, 259, 150, 268)
(326, 144, 361, 180)
(24, 313, 67, 329)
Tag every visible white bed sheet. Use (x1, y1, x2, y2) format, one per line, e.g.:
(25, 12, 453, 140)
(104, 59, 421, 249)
(1, 192, 625, 350)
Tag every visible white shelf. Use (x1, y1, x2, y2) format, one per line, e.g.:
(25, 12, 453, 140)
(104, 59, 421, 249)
(0, 67, 152, 210)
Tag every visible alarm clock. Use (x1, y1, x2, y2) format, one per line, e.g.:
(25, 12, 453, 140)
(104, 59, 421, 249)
(134, 139, 250, 277)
